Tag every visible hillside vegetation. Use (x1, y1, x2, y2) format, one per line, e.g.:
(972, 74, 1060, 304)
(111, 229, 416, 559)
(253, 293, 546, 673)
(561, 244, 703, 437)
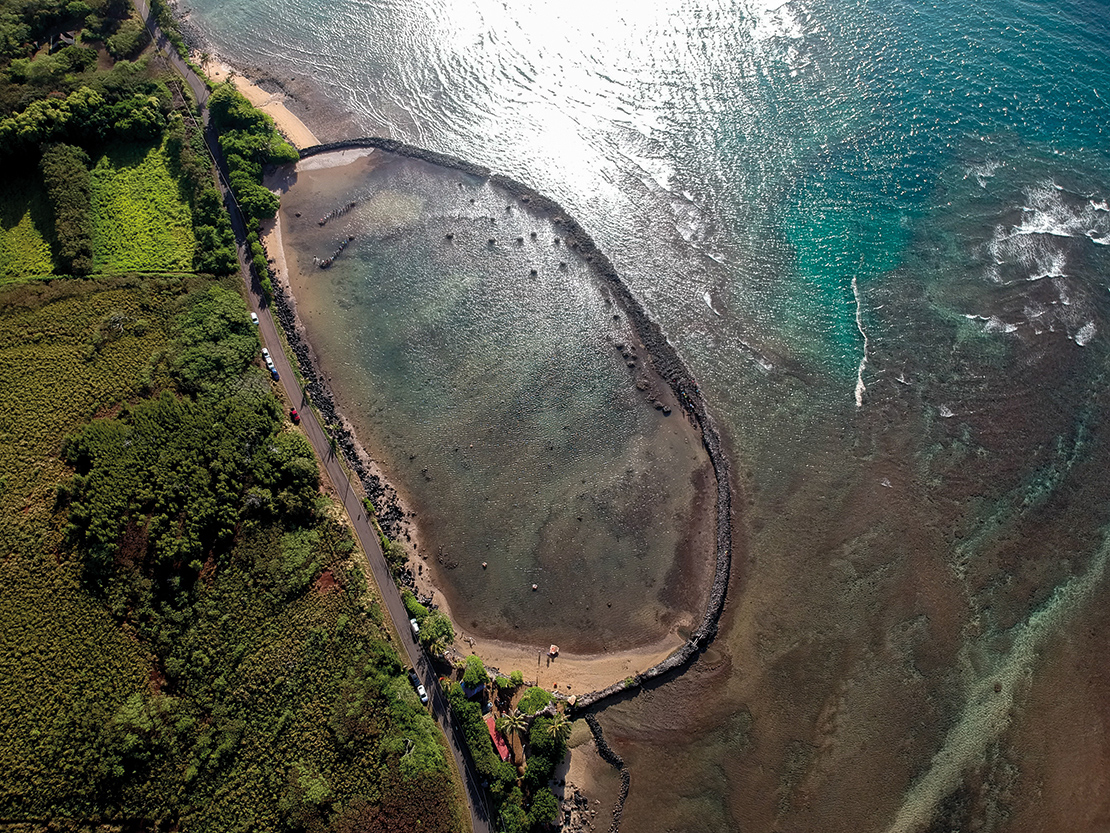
(0, 275, 467, 833)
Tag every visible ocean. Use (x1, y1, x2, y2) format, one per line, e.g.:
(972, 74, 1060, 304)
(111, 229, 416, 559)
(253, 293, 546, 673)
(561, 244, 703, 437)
(183, 0, 1110, 829)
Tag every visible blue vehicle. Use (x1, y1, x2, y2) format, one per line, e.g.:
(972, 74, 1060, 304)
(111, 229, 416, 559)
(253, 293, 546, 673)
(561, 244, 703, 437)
(270, 366, 279, 381)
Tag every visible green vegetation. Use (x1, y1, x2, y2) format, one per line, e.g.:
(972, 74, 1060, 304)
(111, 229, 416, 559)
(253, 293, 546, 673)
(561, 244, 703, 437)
(419, 609, 455, 654)
(462, 654, 488, 691)
(40, 142, 92, 274)
(446, 676, 565, 832)
(402, 590, 454, 654)
(0, 0, 239, 282)
(170, 283, 259, 394)
(446, 681, 515, 796)
(495, 708, 526, 764)
(89, 139, 195, 273)
(510, 669, 525, 688)
(517, 685, 553, 716)
(207, 81, 298, 228)
(0, 169, 52, 279)
(106, 10, 147, 59)
(521, 716, 565, 818)
(0, 0, 131, 65)
(0, 275, 467, 831)
(0, 4, 466, 830)
(402, 588, 429, 620)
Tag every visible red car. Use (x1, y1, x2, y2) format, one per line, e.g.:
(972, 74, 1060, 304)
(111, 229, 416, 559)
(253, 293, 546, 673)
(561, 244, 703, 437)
(289, 407, 300, 424)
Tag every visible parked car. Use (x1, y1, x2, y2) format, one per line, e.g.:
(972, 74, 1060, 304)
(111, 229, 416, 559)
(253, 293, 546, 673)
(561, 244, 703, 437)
(407, 669, 429, 705)
(261, 347, 270, 360)
(250, 312, 259, 325)
(270, 367, 279, 381)
(410, 618, 420, 637)
(289, 407, 300, 424)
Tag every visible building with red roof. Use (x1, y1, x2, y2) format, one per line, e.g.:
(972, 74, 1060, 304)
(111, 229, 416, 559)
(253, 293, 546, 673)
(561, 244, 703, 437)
(484, 714, 511, 762)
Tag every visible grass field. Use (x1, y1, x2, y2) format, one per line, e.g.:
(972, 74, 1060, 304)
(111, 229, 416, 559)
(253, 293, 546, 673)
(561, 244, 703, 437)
(0, 172, 54, 281)
(90, 140, 196, 274)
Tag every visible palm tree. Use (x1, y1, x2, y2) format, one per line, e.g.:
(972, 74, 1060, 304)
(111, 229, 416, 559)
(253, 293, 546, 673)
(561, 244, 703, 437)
(497, 709, 527, 764)
(547, 710, 571, 744)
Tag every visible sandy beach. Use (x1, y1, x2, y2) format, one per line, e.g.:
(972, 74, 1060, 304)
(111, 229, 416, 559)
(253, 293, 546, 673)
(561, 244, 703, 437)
(200, 56, 320, 149)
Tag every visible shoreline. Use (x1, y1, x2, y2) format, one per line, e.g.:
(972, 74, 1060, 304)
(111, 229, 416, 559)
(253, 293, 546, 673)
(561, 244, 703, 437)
(198, 56, 320, 149)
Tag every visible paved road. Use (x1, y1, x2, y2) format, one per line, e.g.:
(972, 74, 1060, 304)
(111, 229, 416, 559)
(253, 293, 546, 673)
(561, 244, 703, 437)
(135, 8, 492, 832)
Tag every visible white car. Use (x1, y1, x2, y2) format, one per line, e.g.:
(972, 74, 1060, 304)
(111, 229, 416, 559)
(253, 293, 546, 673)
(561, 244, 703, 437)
(410, 618, 420, 637)
(261, 347, 270, 360)
(250, 312, 259, 325)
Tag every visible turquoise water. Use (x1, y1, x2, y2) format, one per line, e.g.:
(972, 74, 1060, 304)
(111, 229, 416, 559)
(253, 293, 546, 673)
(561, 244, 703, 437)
(186, 0, 1110, 829)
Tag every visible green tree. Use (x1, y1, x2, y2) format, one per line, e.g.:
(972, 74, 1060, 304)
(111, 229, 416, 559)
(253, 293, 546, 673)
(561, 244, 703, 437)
(39, 142, 92, 274)
(517, 686, 552, 716)
(546, 710, 570, 745)
(462, 655, 487, 691)
(528, 787, 560, 828)
(419, 609, 454, 655)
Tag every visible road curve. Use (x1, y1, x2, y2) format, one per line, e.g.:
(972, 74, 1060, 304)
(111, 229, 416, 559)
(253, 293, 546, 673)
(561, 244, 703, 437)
(133, 7, 491, 831)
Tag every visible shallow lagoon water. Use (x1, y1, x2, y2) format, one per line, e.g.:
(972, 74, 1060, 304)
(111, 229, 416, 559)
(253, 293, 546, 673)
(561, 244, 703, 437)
(275, 150, 715, 653)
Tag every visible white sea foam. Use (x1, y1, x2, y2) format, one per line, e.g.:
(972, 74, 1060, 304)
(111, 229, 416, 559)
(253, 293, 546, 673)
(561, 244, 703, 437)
(964, 314, 1018, 335)
(1075, 321, 1096, 346)
(851, 276, 868, 407)
(1013, 181, 1110, 246)
(938, 405, 955, 418)
(1030, 248, 1068, 281)
(703, 290, 722, 316)
(963, 159, 1002, 188)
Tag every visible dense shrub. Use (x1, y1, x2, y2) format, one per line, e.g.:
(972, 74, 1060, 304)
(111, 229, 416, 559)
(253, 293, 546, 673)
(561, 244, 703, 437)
(419, 609, 454, 654)
(0, 85, 103, 153)
(170, 284, 258, 394)
(207, 82, 297, 226)
(402, 590, 428, 621)
(445, 682, 514, 794)
(517, 686, 552, 716)
(39, 142, 92, 274)
(462, 654, 488, 691)
(528, 788, 559, 828)
(106, 15, 147, 59)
